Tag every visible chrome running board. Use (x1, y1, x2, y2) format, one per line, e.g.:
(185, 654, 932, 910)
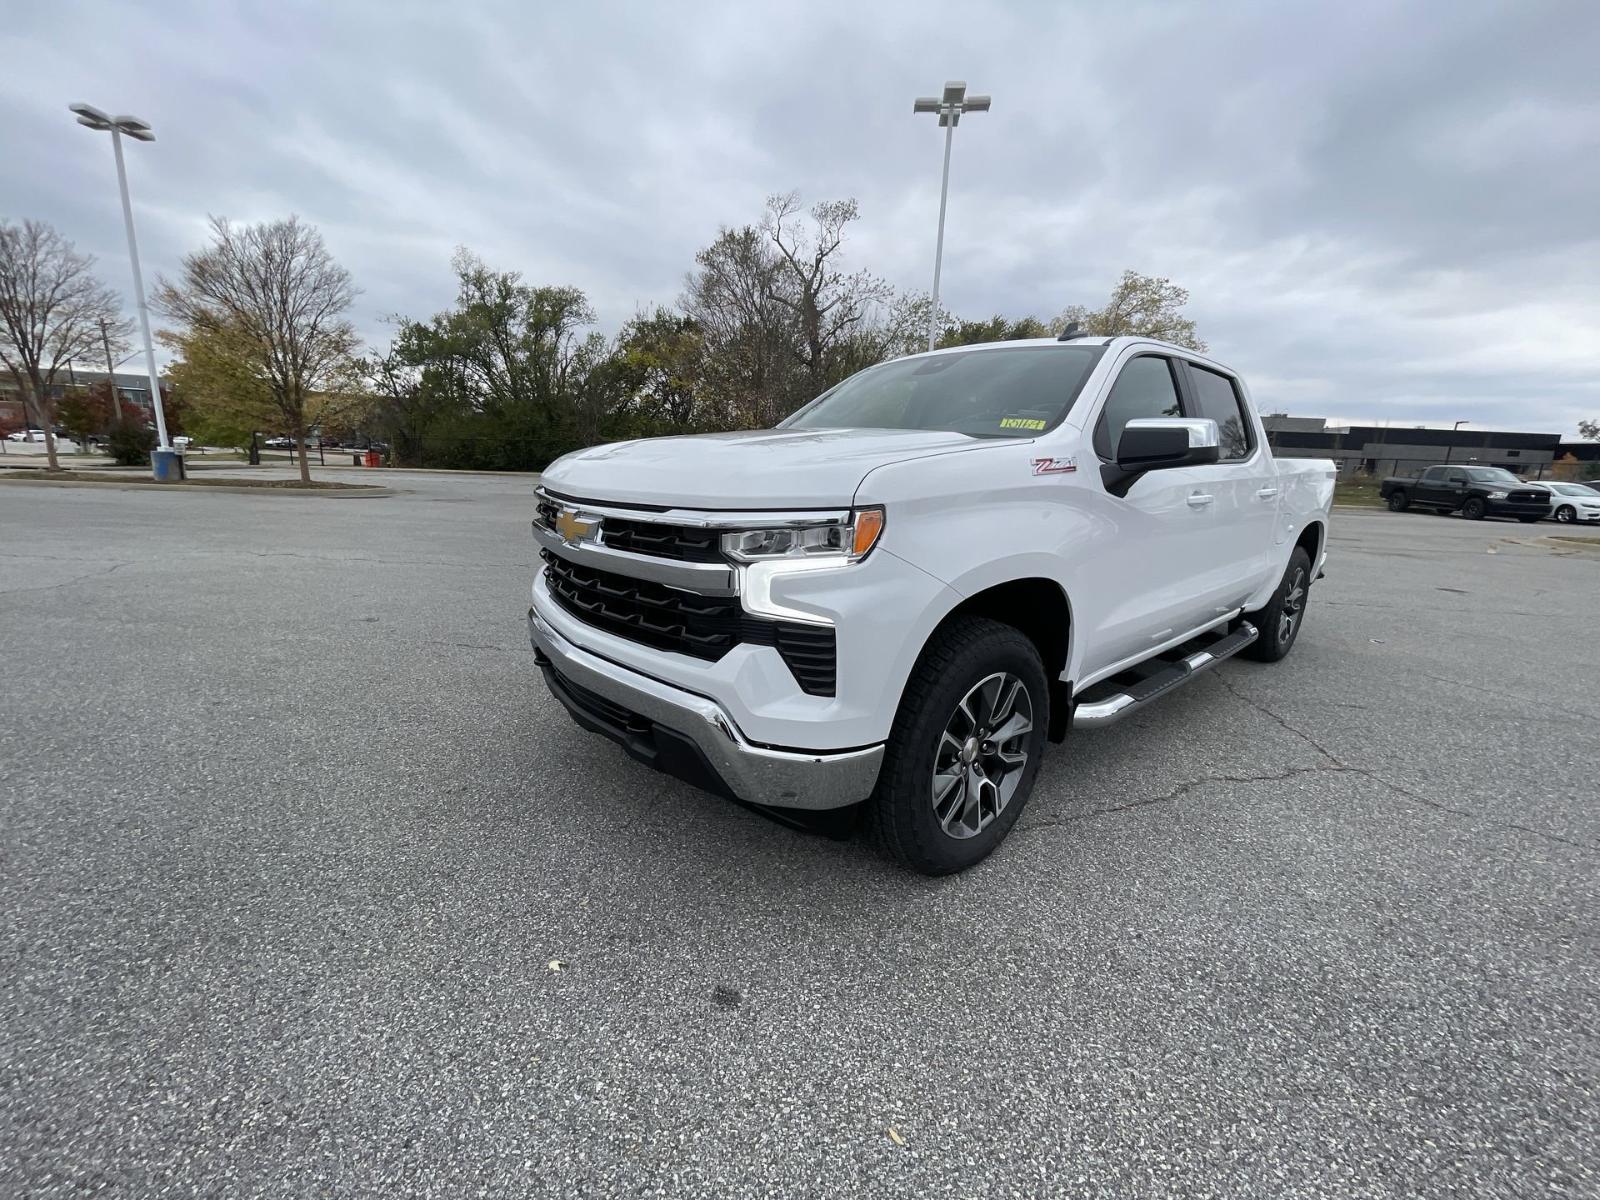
(1072, 622, 1259, 730)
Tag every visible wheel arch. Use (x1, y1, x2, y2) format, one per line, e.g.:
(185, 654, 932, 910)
(912, 576, 1075, 744)
(1294, 519, 1326, 572)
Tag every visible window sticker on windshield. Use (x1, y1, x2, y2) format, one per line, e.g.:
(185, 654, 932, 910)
(1032, 457, 1076, 475)
(1000, 417, 1048, 430)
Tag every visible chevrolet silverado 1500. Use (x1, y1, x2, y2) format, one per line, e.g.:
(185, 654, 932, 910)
(528, 333, 1334, 874)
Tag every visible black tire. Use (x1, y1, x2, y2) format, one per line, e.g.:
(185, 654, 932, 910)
(1555, 506, 1576, 524)
(866, 617, 1048, 875)
(1387, 490, 1409, 512)
(1241, 547, 1312, 663)
(1461, 497, 1487, 520)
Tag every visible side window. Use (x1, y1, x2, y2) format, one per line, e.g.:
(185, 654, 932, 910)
(1421, 467, 1444, 481)
(1093, 356, 1181, 459)
(1446, 470, 1468, 484)
(1185, 365, 1254, 460)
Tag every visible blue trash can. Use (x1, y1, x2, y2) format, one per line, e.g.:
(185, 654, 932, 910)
(151, 449, 181, 482)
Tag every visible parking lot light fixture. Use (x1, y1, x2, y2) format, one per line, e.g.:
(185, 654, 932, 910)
(913, 81, 990, 352)
(70, 103, 170, 455)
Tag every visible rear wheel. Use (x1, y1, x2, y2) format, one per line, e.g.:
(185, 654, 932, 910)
(1242, 547, 1312, 663)
(1555, 505, 1576, 524)
(867, 617, 1048, 875)
(1461, 497, 1487, 520)
(1387, 490, 1409, 512)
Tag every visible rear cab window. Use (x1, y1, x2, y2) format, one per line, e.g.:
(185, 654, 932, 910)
(1181, 363, 1255, 460)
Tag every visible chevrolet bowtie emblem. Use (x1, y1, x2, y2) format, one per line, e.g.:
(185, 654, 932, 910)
(554, 508, 597, 544)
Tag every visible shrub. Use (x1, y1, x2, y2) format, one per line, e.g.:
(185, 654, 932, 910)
(107, 423, 156, 466)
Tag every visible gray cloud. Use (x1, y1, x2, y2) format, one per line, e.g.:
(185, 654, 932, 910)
(4, 0, 1596, 433)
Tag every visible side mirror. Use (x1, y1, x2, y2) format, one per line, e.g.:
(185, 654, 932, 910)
(1103, 418, 1221, 496)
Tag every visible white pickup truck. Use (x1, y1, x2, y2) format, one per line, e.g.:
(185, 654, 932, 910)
(528, 333, 1334, 873)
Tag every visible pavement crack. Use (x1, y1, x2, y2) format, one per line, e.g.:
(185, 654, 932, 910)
(1017, 764, 1353, 835)
(1213, 671, 1346, 766)
(0, 560, 132, 596)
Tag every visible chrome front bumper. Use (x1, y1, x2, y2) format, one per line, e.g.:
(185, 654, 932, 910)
(528, 607, 883, 811)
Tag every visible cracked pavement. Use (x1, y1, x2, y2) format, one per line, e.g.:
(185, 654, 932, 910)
(2, 473, 1598, 1197)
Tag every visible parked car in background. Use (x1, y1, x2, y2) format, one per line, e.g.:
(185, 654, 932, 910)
(7, 429, 48, 442)
(263, 436, 292, 448)
(1381, 465, 1550, 522)
(1532, 481, 1600, 524)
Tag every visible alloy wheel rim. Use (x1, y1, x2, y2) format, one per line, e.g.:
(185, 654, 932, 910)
(1558, 507, 1573, 523)
(1279, 568, 1307, 644)
(931, 672, 1033, 840)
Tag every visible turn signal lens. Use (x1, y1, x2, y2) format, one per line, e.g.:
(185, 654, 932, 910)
(851, 507, 885, 558)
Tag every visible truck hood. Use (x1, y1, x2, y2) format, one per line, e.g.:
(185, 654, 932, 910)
(540, 428, 987, 509)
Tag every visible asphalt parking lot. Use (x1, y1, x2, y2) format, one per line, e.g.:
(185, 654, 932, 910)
(3, 471, 1597, 1197)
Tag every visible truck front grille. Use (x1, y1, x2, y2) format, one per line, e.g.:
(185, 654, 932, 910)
(540, 551, 836, 696)
(601, 517, 723, 562)
(1509, 490, 1548, 505)
(535, 496, 723, 563)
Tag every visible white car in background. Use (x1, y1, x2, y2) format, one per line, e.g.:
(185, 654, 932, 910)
(1536, 481, 1600, 523)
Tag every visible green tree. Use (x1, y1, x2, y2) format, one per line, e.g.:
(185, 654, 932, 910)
(1054, 270, 1206, 350)
(154, 216, 360, 483)
(160, 319, 278, 450)
(936, 315, 1051, 348)
(388, 250, 614, 469)
(612, 308, 705, 433)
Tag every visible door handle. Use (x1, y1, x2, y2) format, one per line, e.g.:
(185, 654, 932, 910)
(1187, 493, 1214, 508)
(1256, 487, 1279, 499)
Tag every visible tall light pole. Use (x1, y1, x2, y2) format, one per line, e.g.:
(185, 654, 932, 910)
(1445, 419, 1467, 464)
(69, 103, 171, 452)
(913, 81, 990, 352)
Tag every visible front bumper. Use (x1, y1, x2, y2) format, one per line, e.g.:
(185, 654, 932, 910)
(1485, 500, 1551, 518)
(529, 608, 883, 811)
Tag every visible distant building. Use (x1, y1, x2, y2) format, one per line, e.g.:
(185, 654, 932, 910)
(0, 367, 158, 428)
(1260, 415, 1584, 479)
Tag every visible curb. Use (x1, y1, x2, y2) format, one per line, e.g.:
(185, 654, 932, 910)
(0, 477, 395, 499)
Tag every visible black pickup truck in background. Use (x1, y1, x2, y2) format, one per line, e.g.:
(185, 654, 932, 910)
(1380, 465, 1552, 522)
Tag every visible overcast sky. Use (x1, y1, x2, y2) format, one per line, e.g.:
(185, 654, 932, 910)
(4, 0, 1596, 433)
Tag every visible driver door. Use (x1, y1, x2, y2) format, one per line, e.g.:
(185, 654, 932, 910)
(1077, 354, 1225, 679)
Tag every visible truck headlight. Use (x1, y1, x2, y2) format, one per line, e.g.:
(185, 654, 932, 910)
(1486, 490, 1508, 500)
(722, 507, 885, 563)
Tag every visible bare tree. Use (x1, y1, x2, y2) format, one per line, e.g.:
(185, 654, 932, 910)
(1054, 270, 1206, 351)
(764, 192, 894, 395)
(0, 219, 130, 470)
(682, 225, 798, 428)
(154, 216, 359, 483)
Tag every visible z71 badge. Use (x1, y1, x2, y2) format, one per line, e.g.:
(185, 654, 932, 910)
(1031, 457, 1077, 476)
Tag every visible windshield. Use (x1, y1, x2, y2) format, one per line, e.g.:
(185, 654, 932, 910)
(1550, 482, 1597, 496)
(1464, 468, 1522, 483)
(781, 345, 1105, 439)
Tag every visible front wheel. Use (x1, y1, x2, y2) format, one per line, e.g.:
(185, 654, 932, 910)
(1462, 497, 1487, 520)
(1242, 547, 1312, 663)
(867, 617, 1048, 875)
(1555, 505, 1576, 524)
